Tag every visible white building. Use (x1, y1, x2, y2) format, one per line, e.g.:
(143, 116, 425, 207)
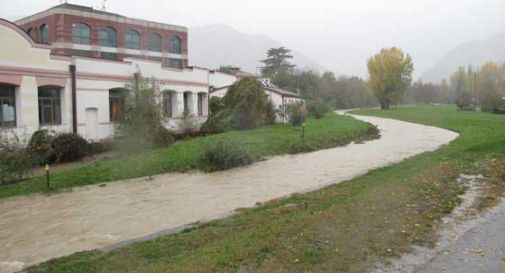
(0, 4, 237, 142)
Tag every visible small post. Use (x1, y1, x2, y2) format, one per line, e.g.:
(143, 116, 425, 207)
(302, 123, 306, 144)
(45, 163, 50, 189)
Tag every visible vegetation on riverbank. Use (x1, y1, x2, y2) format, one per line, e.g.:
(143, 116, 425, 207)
(25, 105, 505, 273)
(0, 113, 378, 199)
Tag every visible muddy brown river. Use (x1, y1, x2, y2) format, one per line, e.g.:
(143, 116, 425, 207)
(0, 112, 459, 273)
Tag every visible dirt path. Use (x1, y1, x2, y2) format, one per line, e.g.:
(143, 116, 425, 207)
(0, 112, 458, 273)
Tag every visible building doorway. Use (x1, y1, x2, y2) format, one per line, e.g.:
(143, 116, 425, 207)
(85, 107, 98, 140)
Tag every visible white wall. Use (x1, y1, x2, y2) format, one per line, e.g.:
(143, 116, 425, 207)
(0, 21, 214, 142)
(208, 72, 237, 89)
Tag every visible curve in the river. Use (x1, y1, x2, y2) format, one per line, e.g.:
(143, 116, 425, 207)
(0, 112, 459, 273)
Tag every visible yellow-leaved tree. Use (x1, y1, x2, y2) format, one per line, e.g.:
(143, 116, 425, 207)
(367, 47, 414, 109)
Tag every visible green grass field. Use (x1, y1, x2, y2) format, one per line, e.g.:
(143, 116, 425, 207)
(0, 113, 378, 199)
(26, 105, 505, 273)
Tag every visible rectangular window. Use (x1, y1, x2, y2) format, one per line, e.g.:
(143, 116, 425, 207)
(100, 52, 117, 61)
(197, 93, 203, 116)
(0, 85, 16, 127)
(163, 92, 172, 118)
(168, 58, 182, 69)
(109, 90, 124, 122)
(38, 87, 61, 125)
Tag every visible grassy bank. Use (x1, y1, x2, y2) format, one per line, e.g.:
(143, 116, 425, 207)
(26, 105, 505, 273)
(0, 113, 378, 199)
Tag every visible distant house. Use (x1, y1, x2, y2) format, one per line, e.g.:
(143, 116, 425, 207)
(209, 78, 303, 123)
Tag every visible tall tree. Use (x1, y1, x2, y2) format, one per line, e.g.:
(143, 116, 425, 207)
(367, 47, 414, 109)
(450, 67, 472, 109)
(260, 47, 296, 78)
(478, 62, 505, 112)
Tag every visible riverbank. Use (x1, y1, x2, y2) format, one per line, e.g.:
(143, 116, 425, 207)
(0, 108, 460, 273)
(0, 113, 378, 199)
(20, 105, 505, 273)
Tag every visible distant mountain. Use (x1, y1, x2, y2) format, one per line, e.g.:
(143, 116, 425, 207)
(420, 32, 505, 83)
(188, 24, 327, 74)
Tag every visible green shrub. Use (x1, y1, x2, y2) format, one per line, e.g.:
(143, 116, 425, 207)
(203, 78, 275, 133)
(209, 96, 224, 114)
(118, 71, 173, 150)
(86, 139, 115, 155)
(27, 129, 54, 165)
(307, 99, 331, 119)
(287, 102, 308, 126)
(201, 109, 235, 134)
(152, 125, 175, 147)
(50, 133, 88, 163)
(481, 93, 505, 113)
(0, 135, 35, 185)
(200, 141, 254, 172)
(226, 78, 266, 130)
(455, 92, 474, 110)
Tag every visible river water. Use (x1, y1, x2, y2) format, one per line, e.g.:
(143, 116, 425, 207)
(0, 112, 459, 273)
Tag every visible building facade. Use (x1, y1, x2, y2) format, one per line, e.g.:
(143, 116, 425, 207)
(15, 3, 189, 69)
(0, 4, 237, 142)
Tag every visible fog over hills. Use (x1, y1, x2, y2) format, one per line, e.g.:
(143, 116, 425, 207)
(420, 32, 505, 83)
(189, 24, 328, 74)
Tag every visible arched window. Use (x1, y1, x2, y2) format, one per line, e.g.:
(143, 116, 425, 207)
(125, 29, 141, 50)
(99, 26, 117, 47)
(99, 27, 118, 60)
(169, 36, 182, 54)
(27, 28, 36, 41)
(40, 24, 49, 44)
(72, 23, 91, 45)
(148, 33, 162, 52)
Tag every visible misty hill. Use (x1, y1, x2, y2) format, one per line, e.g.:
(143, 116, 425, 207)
(421, 32, 505, 83)
(189, 24, 327, 74)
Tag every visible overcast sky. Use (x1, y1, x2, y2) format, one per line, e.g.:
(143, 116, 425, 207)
(1, 0, 504, 78)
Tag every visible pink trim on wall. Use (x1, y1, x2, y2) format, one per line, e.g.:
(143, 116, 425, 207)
(77, 88, 110, 92)
(76, 72, 209, 87)
(75, 55, 133, 64)
(165, 115, 208, 120)
(0, 65, 208, 88)
(0, 65, 68, 78)
(0, 74, 22, 86)
(36, 76, 67, 87)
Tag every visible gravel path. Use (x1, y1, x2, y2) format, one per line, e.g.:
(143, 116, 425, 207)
(0, 112, 458, 273)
